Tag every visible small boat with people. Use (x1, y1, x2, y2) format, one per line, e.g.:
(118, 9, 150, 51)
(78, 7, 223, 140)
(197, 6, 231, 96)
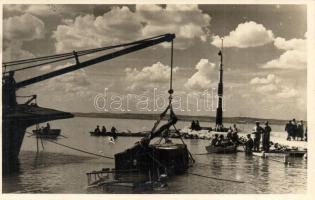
(205, 144, 237, 154)
(32, 123, 61, 139)
(205, 133, 238, 154)
(90, 125, 118, 139)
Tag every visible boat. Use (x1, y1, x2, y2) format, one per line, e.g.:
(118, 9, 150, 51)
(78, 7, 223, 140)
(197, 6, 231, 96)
(253, 150, 306, 158)
(253, 151, 287, 158)
(205, 145, 237, 154)
(32, 128, 61, 139)
(90, 131, 110, 136)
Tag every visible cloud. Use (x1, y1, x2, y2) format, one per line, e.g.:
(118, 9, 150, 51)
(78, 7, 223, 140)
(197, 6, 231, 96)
(36, 62, 91, 96)
(53, 5, 211, 52)
(53, 6, 143, 52)
(3, 41, 34, 62)
(47, 70, 91, 97)
(256, 84, 278, 93)
(261, 36, 307, 70)
(3, 13, 45, 41)
(274, 37, 306, 51)
(276, 87, 298, 98)
(39, 65, 52, 71)
(212, 21, 274, 48)
(185, 59, 215, 90)
(137, 5, 211, 49)
(250, 74, 281, 85)
(3, 13, 45, 61)
(250, 74, 300, 100)
(125, 62, 178, 90)
(4, 4, 96, 18)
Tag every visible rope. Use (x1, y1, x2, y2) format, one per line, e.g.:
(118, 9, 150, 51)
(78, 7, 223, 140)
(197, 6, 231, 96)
(193, 152, 210, 155)
(169, 40, 174, 91)
(3, 34, 169, 68)
(173, 124, 195, 163)
(6, 55, 74, 73)
(45, 140, 114, 160)
(187, 172, 245, 183)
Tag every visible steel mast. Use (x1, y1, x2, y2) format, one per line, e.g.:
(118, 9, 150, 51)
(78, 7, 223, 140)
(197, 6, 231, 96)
(215, 38, 224, 128)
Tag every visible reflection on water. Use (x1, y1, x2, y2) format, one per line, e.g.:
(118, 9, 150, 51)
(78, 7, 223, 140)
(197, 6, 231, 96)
(2, 117, 307, 194)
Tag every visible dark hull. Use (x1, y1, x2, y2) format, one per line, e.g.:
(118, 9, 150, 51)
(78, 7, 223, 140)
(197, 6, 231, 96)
(2, 120, 28, 173)
(33, 129, 61, 139)
(2, 104, 73, 175)
(205, 145, 237, 154)
(115, 143, 189, 176)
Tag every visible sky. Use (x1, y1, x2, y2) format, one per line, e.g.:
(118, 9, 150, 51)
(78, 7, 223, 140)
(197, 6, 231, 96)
(2, 4, 307, 120)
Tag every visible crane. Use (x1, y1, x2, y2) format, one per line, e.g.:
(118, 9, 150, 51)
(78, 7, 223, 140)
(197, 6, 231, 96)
(2, 33, 176, 174)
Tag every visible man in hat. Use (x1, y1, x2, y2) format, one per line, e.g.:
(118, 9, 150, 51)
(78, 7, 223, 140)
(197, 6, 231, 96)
(263, 121, 271, 152)
(252, 121, 264, 152)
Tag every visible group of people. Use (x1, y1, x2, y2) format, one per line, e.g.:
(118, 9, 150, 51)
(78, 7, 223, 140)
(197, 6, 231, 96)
(94, 125, 118, 139)
(190, 120, 201, 131)
(210, 124, 240, 147)
(244, 121, 271, 154)
(285, 119, 306, 141)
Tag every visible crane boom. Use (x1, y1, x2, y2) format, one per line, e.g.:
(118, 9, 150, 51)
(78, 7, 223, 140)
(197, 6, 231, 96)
(15, 33, 175, 89)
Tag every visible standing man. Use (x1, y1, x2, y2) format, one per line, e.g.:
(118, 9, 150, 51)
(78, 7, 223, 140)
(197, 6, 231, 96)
(292, 119, 298, 140)
(263, 121, 271, 152)
(252, 121, 264, 152)
(298, 121, 304, 141)
(285, 120, 292, 141)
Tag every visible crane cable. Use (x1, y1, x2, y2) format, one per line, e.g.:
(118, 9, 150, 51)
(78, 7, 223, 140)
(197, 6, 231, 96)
(2, 34, 169, 74)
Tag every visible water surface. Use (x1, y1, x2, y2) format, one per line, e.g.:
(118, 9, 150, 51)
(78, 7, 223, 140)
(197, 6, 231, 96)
(2, 117, 307, 193)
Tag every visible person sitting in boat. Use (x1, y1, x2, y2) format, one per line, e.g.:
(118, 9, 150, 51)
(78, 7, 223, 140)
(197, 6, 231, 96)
(217, 134, 225, 147)
(94, 125, 101, 134)
(245, 134, 254, 154)
(43, 123, 51, 133)
(218, 134, 233, 147)
(263, 121, 271, 152)
(101, 126, 107, 134)
(252, 121, 264, 152)
(227, 127, 233, 139)
(111, 126, 117, 139)
(210, 134, 219, 146)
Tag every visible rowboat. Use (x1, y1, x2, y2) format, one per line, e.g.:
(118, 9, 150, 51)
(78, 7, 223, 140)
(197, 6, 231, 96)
(253, 150, 306, 158)
(205, 145, 237, 154)
(32, 129, 61, 139)
(253, 152, 287, 158)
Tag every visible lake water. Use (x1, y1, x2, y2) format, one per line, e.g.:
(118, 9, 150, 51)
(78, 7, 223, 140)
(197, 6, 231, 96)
(2, 117, 307, 193)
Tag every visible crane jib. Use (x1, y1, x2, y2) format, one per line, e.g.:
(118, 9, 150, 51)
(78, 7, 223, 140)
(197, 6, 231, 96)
(15, 33, 175, 89)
